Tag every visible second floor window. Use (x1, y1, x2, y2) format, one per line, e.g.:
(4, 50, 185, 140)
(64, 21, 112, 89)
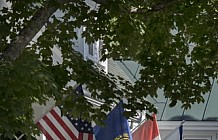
(88, 43, 94, 56)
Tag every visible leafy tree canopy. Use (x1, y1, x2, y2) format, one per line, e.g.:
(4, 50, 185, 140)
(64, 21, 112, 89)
(0, 0, 217, 138)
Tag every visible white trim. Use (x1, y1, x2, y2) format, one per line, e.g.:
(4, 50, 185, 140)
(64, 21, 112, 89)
(159, 121, 218, 131)
(159, 121, 218, 140)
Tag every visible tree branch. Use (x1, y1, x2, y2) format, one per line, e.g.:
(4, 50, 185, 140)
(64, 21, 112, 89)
(0, 0, 108, 61)
(0, 0, 179, 61)
(1, 3, 56, 61)
(150, 0, 180, 12)
(132, 0, 180, 14)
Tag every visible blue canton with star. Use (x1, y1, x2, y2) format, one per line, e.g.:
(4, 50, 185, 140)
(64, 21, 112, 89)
(68, 117, 94, 134)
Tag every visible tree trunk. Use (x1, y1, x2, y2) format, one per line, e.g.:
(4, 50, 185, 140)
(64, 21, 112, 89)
(0, 1, 71, 61)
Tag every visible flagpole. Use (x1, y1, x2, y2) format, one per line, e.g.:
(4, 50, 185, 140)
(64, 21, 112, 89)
(131, 117, 146, 133)
(131, 112, 154, 133)
(162, 120, 185, 140)
(34, 83, 80, 123)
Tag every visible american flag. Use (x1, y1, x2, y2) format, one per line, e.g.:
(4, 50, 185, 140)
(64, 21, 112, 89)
(36, 106, 95, 140)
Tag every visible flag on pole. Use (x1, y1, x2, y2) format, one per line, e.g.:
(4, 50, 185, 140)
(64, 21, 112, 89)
(132, 114, 161, 140)
(163, 123, 183, 140)
(93, 101, 132, 140)
(36, 106, 95, 140)
(36, 84, 95, 140)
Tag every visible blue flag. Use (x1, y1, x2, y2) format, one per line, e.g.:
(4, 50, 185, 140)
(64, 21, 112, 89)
(93, 101, 133, 140)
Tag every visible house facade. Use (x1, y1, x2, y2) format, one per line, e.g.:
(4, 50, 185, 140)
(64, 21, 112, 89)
(2, 0, 218, 139)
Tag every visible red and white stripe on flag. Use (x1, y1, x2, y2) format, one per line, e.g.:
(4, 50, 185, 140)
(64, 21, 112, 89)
(132, 114, 161, 140)
(36, 106, 95, 140)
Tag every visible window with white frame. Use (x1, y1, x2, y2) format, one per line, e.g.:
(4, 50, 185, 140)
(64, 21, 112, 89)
(98, 40, 104, 59)
(88, 43, 94, 56)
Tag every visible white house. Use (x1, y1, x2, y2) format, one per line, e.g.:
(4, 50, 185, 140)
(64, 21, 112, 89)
(2, 0, 218, 139)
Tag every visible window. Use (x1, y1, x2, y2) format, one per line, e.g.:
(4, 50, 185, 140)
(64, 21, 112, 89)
(88, 43, 94, 56)
(99, 40, 104, 59)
